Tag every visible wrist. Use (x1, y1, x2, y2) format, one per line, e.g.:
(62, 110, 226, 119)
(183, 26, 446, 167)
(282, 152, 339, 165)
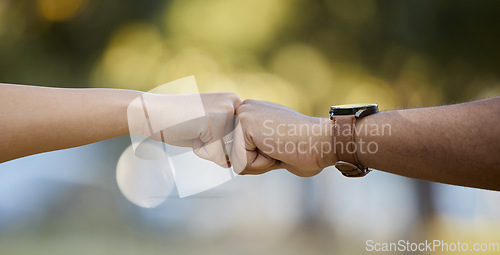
(89, 88, 144, 137)
(309, 117, 337, 168)
(352, 114, 375, 168)
(328, 103, 378, 177)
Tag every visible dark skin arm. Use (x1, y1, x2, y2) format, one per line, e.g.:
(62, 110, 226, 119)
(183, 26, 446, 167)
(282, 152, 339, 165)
(357, 97, 500, 190)
(235, 97, 500, 191)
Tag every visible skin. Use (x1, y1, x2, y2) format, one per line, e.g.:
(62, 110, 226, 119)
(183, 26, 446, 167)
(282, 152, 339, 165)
(1, 83, 499, 190)
(0, 83, 241, 166)
(231, 100, 335, 176)
(234, 97, 500, 191)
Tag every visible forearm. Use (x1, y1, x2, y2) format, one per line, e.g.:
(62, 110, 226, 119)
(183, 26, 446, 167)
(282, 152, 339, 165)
(355, 97, 500, 190)
(0, 84, 142, 163)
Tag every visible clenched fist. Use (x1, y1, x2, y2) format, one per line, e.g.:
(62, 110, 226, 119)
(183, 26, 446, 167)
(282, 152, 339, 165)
(230, 99, 336, 177)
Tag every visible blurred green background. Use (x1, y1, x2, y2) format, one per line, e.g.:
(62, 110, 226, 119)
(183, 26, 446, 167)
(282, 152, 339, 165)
(0, 0, 499, 254)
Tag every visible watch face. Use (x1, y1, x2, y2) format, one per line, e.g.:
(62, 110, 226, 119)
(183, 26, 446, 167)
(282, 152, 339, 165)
(330, 103, 378, 116)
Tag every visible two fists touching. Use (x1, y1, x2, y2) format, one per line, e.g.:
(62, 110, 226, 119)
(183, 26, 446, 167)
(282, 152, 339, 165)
(0, 84, 331, 177)
(3, 84, 498, 190)
(146, 93, 336, 177)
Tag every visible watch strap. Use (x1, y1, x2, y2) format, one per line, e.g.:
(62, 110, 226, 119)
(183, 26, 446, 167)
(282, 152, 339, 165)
(332, 115, 370, 177)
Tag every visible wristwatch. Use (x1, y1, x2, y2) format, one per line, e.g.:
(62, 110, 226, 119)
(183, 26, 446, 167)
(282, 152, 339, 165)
(329, 103, 378, 177)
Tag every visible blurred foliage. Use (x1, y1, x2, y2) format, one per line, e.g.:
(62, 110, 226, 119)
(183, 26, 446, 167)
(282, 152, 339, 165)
(1, 0, 499, 116)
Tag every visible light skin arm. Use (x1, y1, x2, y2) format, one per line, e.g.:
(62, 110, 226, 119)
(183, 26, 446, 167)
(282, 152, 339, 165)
(0, 84, 241, 165)
(234, 97, 500, 191)
(0, 84, 138, 163)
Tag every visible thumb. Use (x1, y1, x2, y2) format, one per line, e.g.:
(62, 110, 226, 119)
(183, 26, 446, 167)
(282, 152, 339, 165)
(230, 118, 279, 175)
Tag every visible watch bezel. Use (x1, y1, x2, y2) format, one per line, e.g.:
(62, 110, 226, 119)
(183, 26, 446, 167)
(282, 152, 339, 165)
(329, 103, 378, 119)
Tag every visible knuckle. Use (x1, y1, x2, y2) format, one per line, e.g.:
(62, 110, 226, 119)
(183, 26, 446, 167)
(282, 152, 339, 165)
(242, 99, 256, 105)
(219, 92, 240, 102)
(227, 92, 240, 100)
(235, 104, 249, 115)
(236, 111, 250, 121)
(222, 103, 235, 114)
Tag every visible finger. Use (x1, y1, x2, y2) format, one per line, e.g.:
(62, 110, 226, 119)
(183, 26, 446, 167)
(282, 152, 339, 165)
(211, 112, 234, 168)
(247, 150, 280, 170)
(231, 95, 243, 111)
(239, 154, 283, 175)
(223, 112, 236, 167)
(280, 162, 324, 177)
(230, 118, 278, 175)
(194, 113, 234, 168)
(193, 138, 230, 168)
(229, 118, 250, 174)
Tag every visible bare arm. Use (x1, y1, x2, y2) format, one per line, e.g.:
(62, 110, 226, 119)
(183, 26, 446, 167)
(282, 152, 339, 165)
(235, 97, 500, 191)
(0, 84, 140, 163)
(356, 97, 500, 190)
(0, 84, 241, 165)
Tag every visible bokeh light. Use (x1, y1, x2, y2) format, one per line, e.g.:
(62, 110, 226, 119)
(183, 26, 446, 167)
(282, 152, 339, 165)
(164, 0, 294, 50)
(37, 0, 87, 21)
(116, 144, 174, 208)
